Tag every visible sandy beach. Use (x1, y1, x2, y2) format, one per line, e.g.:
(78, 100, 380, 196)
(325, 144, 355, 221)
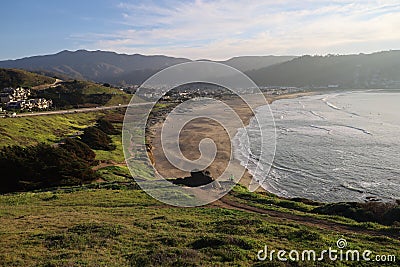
(148, 92, 314, 189)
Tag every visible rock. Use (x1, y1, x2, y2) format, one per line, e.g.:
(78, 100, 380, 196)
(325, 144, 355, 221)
(172, 170, 214, 187)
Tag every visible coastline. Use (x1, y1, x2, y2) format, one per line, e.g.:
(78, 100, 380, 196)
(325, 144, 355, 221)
(147, 91, 315, 191)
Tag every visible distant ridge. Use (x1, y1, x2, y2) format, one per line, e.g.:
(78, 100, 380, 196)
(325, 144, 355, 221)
(0, 50, 190, 84)
(246, 50, 400, 88)
(1, 50, 399, 88)
(0, 50, 295, 85)
(217, 56, 296, 72)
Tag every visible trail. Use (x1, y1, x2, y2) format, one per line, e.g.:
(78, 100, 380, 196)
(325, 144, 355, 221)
(211, 196, 399, 239)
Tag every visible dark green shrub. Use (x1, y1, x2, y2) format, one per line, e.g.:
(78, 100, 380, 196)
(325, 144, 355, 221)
(59, 138, 96, 165)
(96, 118, 119, 135)
(0, 143, 98, 193)
(80, 127, 116, 151)
(313, 202, 400, 226)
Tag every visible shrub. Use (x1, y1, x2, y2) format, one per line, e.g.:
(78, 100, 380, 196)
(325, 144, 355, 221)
(80, 127, 116, 151)
(59, 138, 96, 165)
(313, 202, 400, 226)
(96, 118, 119, 135)
(0, 143, 98, 193)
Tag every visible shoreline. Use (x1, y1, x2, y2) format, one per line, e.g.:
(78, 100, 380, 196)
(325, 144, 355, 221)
(147, 91, 315, 192)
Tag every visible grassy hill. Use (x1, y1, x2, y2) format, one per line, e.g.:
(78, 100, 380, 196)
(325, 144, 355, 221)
(32, 79, 130, 109)
(0, 67, 131, 109)
(37, 81, 131, 108)
(0, 68, 55, 88)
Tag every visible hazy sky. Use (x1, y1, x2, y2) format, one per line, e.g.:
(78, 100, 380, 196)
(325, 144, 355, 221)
(1, 0, 400, 60)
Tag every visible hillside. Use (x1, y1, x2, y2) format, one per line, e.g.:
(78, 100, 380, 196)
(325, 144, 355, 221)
(247, 50, 400, 88)
(32, 80, 130, 108)
(218, 55, 296, 72)
(0, 67, 130, 109)
(0, 68, 55, 88)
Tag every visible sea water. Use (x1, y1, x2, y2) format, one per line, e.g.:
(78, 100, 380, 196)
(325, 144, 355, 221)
(234, 90, 400, 202)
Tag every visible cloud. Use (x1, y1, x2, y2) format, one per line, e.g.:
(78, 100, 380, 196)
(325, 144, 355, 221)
(73, 0, 400, 59)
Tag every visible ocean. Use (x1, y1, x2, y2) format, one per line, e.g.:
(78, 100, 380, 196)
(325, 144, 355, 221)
(234, 90, 400, 202)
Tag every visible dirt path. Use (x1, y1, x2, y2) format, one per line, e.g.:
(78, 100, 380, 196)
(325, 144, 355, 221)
(210, 196, 400, 239)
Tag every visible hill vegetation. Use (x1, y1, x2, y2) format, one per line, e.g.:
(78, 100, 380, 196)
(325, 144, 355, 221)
(0, 67, 131, 109)
(32, 79, 130, 108)
(0, 68, 55, 88)
(0, 142, 98, 193)
(0, 184, 398, 266)
(247, 50, 400, 88)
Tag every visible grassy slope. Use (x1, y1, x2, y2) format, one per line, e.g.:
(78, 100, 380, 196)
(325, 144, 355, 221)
(0, 184, 398, 266)
(0, 111, 128, 165)
(0, 113, 98, 147)
(33, 80, 131, 108)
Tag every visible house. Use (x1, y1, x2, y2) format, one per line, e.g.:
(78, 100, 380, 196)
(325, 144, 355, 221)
(1, 87, 52, 111)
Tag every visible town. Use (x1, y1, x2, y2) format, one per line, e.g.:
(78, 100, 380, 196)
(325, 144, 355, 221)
(0, 87, 52, 112)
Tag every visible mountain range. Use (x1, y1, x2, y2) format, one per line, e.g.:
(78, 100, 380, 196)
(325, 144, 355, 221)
(1, 50, 399, 89)
(0, 50, 294, 86)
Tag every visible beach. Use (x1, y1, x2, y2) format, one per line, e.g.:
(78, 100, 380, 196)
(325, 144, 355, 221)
(147, 92, 314, 189)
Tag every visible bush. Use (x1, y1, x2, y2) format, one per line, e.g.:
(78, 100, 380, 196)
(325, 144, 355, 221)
(0, 143, 98, 193)
(96, 118, 119, 135)
(80, 127, 116, 151)
(313, 202, 400, 226)
(59, 138, 97, 165)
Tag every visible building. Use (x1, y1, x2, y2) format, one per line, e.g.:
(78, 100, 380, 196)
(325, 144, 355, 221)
(1, 87, 52, 111)
(0, 87, 31, 103)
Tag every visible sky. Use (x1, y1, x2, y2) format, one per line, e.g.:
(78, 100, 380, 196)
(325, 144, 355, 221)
(1, 0, 400, 60)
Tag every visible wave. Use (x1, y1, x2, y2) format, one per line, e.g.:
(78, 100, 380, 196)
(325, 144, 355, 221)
(341, 125, 372, 135)
(324, 100, 342, 111)
(322, 95, 361, 117)
(309, 110, 326, 120)
(340, 182, 365, 194)
(310, 125, 331, 133)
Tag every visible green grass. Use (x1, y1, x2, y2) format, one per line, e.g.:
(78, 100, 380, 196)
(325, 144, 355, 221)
(80, 83, 125, 95)
(105, 94, 132, 106)
(94, 134, 125, 163)
(0, 187, 398, 266)
(96, 166, 132, 183)
(0, 113, 98, 147)
(230, 186, 393, 231)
